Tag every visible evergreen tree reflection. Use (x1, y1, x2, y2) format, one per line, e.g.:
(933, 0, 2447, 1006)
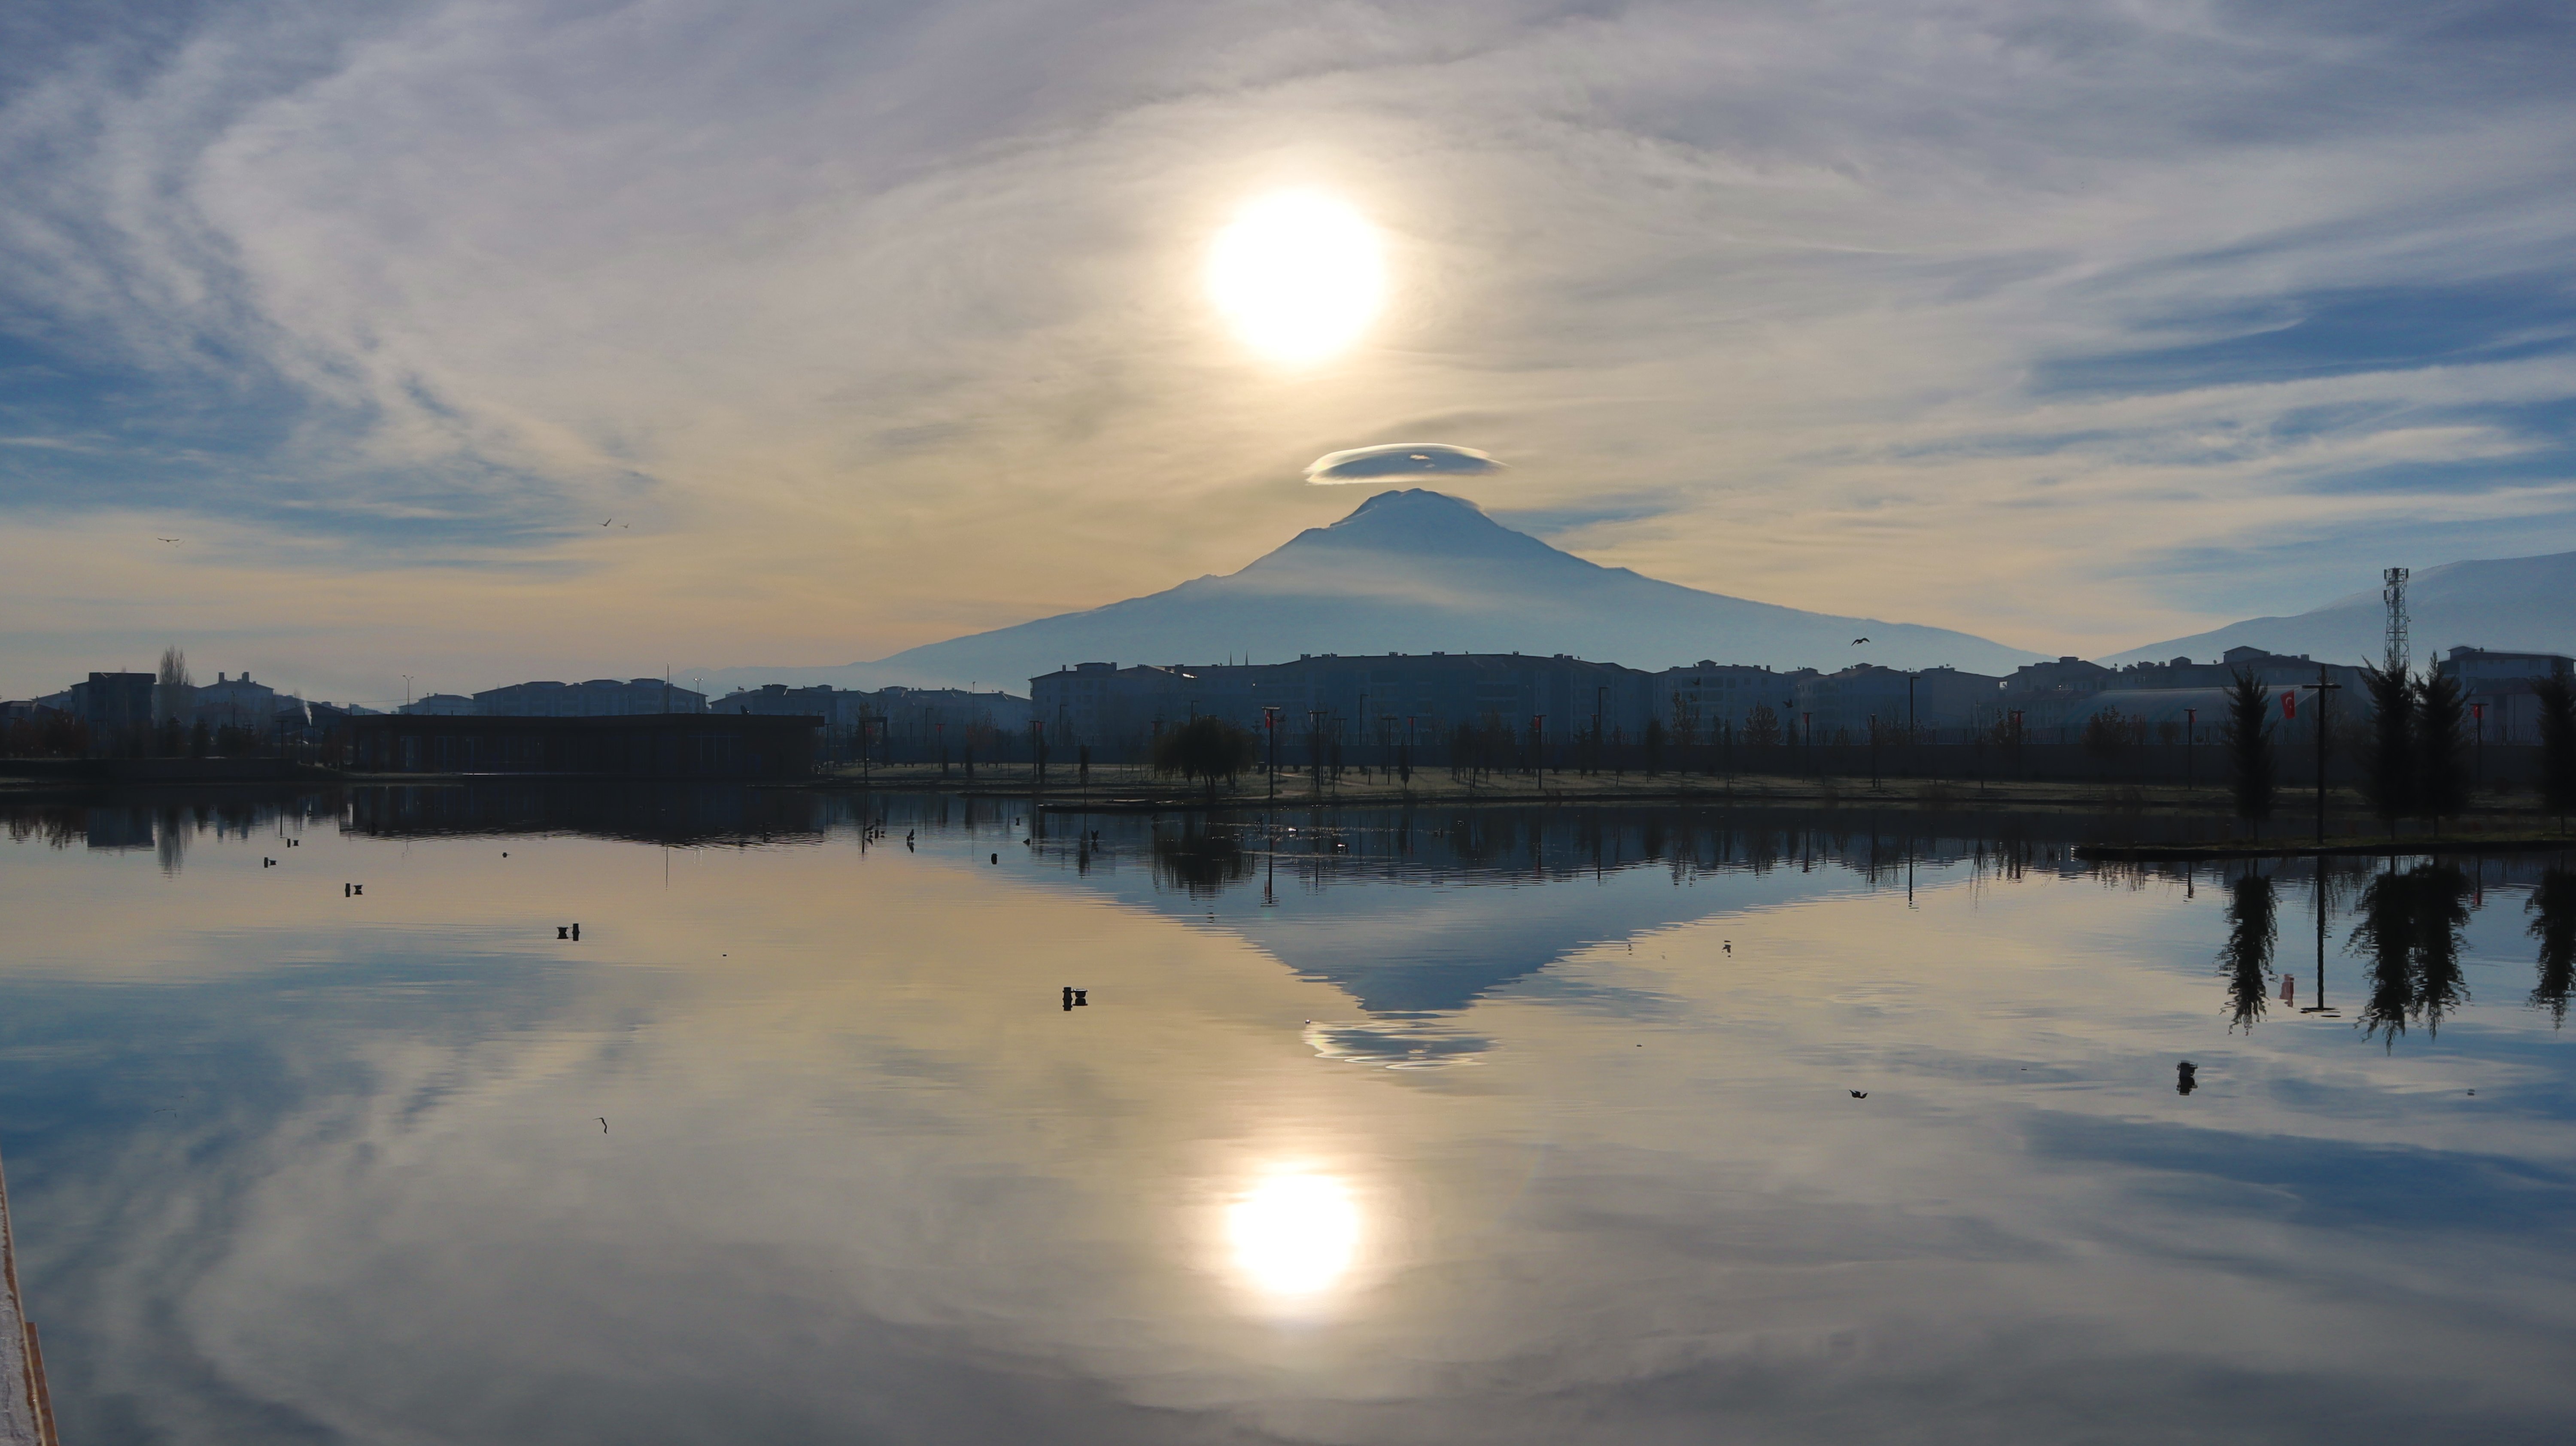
(2530, 869, 2576, 1027)
(2219, 868, 2275, 1033)
(2349, 863, 2472, 1047)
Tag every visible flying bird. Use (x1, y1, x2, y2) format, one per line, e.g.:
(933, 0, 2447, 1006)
(1849, 1090, 1868, 1099)
(1850, 637, 1868, 646)
(155, 536, 181, 544)
(598, 1117, 608, 1133)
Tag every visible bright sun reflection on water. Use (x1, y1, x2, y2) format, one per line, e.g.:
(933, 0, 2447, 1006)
(1225, 1168, 1363, 1300)
(1205, 191, 1385, 364)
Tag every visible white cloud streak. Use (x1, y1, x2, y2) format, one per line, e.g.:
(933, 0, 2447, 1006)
(3, 0, 2575, 694)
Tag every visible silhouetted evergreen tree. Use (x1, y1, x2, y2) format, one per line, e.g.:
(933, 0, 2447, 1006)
(2358, 661, 2415, 829)
(2530, 869, 2576, 1028)
(2415, 668, 2470, 828)
(2220, 869, 2276, 1033)
(2223, 668, 2275, 832)
(2535, 673, 2576, 832)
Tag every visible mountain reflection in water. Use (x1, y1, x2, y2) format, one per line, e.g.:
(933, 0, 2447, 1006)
(3, 785, 2574, 1444)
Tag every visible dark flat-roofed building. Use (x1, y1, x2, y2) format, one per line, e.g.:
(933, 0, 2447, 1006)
(67, 671, 154, 737)
(2437, 646, 2576, 743)
(346, 713, 820, 778)
(474, 677, 706, 716)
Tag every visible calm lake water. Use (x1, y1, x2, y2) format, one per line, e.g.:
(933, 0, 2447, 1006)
(3, 787, 2573, 1444)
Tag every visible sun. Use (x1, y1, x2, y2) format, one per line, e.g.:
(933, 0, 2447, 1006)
(1205, 191, 1386, 365)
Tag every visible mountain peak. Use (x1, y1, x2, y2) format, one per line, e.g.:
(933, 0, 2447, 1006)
(1341, 488, 1489, 523)
(1266, 488, 1551, 565)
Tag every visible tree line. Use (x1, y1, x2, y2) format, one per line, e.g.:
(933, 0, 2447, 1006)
(2226, 665, 2576, 835)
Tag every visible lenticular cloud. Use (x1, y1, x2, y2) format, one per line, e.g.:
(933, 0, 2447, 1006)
(1305, 443, 1504, 483)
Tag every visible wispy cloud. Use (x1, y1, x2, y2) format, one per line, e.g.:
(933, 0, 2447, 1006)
(3, 0, 2575, 694)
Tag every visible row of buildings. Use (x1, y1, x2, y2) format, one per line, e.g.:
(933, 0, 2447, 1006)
(1020, 645, 2576, 756)
(10, 670, 379, 743)
(14, 643, 2572, 765)
(392, 677, 1027, 731)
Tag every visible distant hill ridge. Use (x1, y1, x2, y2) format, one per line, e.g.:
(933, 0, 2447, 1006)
(687, 489, 2045, 693)
(2108, 550, 2576, 666)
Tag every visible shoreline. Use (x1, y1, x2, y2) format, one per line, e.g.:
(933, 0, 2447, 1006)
(8, 761, 2574, 847)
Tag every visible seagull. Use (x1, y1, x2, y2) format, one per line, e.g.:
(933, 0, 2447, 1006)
(155, 536, 181, 544)
(1850, 637, 1869, 646)
(1849, 1090, 1868, 1099)
(598, 1118, 608, 1133)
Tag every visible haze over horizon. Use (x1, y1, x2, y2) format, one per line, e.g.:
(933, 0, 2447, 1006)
(6, 3, 2576, 704)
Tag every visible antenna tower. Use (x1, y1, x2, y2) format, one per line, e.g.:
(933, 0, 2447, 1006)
(2382, 566, 2410, 674)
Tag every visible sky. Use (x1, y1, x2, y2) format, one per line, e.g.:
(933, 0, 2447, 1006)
(3, 0, 2574, 705)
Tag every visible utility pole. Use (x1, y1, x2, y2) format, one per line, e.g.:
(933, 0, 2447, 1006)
(1263, 706, 1279, 800)
(2301, 668, 2342, 845)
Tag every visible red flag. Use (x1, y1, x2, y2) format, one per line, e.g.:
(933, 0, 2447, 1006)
(2280, 692, 2297, 720)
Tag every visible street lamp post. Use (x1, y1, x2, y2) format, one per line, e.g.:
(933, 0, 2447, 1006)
(1264, 707, 1280, 799)
(2301, 670, 2342, 845)
(2184, 707, 2197, 792)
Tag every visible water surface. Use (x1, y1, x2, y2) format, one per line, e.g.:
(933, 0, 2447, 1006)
(3, 788, 2573, 1443)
